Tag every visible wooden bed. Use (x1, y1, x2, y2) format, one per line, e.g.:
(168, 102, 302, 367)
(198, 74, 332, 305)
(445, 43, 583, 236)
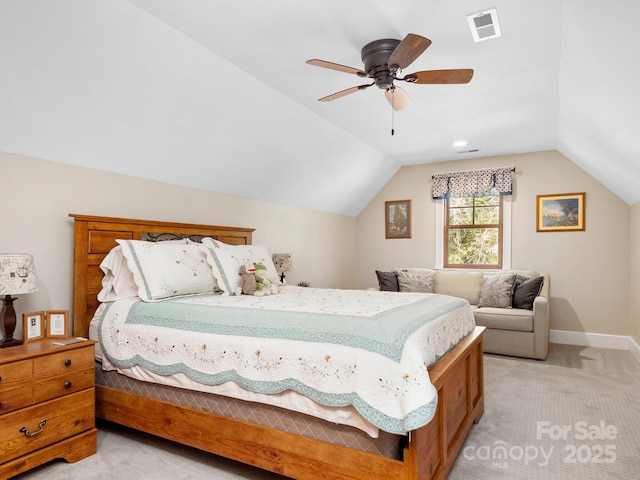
(70, 213, 484, 480)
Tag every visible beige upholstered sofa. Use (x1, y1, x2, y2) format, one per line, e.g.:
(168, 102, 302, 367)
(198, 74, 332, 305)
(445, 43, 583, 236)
(376, 268, 550, 360)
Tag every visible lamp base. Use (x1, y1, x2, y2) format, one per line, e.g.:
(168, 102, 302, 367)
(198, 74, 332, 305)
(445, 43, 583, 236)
(0, 338, 23, 348)
(1, 295, 23, 348)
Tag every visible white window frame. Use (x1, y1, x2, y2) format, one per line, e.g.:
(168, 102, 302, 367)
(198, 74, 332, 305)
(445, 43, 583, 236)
(435, 196, 511, 269)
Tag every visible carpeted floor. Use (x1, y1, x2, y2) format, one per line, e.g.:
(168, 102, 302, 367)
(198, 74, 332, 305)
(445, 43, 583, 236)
(13, 343, 640, 479)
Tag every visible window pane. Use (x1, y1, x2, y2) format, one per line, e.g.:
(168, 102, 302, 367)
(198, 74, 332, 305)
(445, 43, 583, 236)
(449, 197, 474, 207)
(449, 207, 473, 225)
(447, 228, 499, 266)
(474, 205, 500, 224)
(474, 196, 499, 206)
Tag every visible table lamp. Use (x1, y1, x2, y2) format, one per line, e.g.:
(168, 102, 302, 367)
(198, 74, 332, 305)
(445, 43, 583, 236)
(272, 253, 292, 284)
(0, 253, 39, 348)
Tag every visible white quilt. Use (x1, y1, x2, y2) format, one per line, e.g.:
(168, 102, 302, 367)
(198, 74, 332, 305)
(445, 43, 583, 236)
(92, 286, 475, 435)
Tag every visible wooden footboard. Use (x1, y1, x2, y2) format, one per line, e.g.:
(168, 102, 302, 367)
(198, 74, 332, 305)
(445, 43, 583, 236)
(71, 214, 484, 480)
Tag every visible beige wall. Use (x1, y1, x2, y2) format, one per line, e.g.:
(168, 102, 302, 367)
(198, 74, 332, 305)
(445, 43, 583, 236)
(1, 152, 356, 339)
(356, 150, 631, 337)
(630, 202, 640, 344)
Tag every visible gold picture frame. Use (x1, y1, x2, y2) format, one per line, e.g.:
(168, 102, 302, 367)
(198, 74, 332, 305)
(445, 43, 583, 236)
(536, 192, 585, 232)
(46, 310, 69, 338)
(385, 200, 412, 239)
(22, 311, 45, 343)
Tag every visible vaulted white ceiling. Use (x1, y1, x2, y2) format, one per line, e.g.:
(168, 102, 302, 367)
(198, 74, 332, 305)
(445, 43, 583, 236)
(1, 0, 638, 215)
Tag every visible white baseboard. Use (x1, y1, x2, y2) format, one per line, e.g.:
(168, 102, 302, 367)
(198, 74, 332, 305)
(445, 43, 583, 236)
(550, 329, 640, 356)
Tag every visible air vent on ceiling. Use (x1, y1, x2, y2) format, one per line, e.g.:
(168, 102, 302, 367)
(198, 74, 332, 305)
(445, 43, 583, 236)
(467, 8, 501, 42)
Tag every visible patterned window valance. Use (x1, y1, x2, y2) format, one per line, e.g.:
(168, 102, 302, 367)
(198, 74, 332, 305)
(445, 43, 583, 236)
(432, 167, 513, 199)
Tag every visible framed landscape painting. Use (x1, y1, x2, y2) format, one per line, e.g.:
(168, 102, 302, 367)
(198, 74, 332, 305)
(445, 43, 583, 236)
(536, 192, 585, 232)
(385, 200, 411, 239)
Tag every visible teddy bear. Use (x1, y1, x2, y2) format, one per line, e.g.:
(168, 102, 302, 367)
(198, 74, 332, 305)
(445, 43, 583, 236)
(236, 265, 257, 296)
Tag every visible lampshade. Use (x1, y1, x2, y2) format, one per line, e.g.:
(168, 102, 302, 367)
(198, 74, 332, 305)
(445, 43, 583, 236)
(272, 254, 292, 274)
(0, 253, 39, 295)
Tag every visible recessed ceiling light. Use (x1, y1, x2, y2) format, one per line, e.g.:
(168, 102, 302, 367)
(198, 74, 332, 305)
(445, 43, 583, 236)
(453, 140, 467, 147)
(467, 8, 502, 42)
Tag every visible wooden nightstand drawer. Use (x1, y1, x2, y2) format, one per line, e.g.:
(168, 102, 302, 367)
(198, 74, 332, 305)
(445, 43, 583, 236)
(33, 367, 94, 403)
(0, 360, 33, 414)
(0, 388, 94, 463)
(33, 345, 94, 377)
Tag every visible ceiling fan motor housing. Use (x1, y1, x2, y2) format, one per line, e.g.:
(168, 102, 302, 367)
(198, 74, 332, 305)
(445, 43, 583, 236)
(361, 39, 401, 90)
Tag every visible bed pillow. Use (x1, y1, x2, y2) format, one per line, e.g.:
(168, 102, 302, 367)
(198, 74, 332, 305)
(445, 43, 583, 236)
(478, 273, 516, 308)
(116, 240, 217, 301)
(375, 271, 399, 291)
(97, 245, 139, 302)
(512, 276, 544, 310)
(203, 238, 280, 285)
(204, 246, 242, 295)
(395, 269, 434, 293)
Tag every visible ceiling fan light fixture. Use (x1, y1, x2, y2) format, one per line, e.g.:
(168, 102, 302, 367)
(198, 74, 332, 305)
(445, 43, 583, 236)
(467, 8, 502, 42)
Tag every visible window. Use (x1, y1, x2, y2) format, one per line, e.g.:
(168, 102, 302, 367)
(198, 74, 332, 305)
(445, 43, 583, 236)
(444, 195, 503, 269)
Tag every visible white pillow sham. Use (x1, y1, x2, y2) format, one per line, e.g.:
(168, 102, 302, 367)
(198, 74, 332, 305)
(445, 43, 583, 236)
(97, 245, 139, 302)
(116, 239, 217, 302)
(202, 238, 281, 285)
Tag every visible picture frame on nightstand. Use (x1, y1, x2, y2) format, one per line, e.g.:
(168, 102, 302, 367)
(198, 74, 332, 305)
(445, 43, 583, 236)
(46, 310, 69, 338)
(22, 311, 45, 343)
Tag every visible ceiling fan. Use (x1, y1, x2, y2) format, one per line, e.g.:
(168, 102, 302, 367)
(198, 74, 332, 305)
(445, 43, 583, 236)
(307, 33, 473, 111)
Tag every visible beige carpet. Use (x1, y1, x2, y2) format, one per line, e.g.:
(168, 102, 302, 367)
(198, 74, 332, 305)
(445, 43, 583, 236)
(13, 344, 640, 480)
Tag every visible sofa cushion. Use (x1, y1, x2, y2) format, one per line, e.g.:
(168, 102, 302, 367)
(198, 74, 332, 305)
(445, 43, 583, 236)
(478, 273, 516, 308)
(474, 307, 534, 332)
(433, 270, 483, 305)
(375, 270, 399, 292)
(512, 276, 544, 310)
(395, 269, 434, 293)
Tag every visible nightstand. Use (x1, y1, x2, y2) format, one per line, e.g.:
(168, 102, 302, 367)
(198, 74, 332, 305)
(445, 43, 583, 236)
(0, 339, 97, 478)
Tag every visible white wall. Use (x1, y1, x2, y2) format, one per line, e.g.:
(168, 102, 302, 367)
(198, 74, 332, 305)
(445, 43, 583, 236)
(1, 152, 357, 339)
(356, 150, 631, 337)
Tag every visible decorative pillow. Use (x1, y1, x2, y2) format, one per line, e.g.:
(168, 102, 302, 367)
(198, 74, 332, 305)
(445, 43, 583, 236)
(478, 273, 516, 308)
(203, 238, 280, 285)
(375, 271, 399, 292)
(205, 246, 243, 295)
(97, 245, 139, 302)
(512, 276, 544, 310)
(116, 240, 216, 301)
(395, 270, 434, 293)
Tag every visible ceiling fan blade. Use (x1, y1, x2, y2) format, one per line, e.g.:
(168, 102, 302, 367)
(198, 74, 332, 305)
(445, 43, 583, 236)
(387, 34, 432, 70)
(404, 69, 474, 84)
(318, 84, 371, 102)
(306, 59, 368, 77)
(384, 87, 411, 111)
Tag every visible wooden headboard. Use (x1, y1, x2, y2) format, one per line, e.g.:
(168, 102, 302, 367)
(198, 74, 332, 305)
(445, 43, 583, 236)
(70, 214, 254, 338)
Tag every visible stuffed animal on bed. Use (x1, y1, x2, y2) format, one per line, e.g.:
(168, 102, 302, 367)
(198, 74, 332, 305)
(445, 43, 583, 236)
(236, 265, 257, 296)
(254, 263, 279, 295)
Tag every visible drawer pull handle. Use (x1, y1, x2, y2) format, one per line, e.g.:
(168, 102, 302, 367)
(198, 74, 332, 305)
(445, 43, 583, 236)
(64, 359, 72, 366)
(64, 381, 72, 389)
(20, 420, 47, 437)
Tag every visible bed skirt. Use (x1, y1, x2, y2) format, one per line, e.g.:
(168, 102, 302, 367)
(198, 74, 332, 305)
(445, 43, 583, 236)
(95, 363, 406, 459)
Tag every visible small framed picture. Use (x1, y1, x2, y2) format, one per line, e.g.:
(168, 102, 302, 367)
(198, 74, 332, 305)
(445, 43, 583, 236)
(46, 310, 69, 338)
(385, 200, 412, 239)
(22, 311, 45, 343)
(536, 192, 586, 232)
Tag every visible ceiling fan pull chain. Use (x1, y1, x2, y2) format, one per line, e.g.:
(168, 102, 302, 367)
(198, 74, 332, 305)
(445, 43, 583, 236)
(391, 91, 395, 135)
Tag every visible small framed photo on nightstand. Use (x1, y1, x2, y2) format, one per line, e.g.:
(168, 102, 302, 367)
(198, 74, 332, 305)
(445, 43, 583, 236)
(22, 311, 45, 343)
(46, 310, 69, 338)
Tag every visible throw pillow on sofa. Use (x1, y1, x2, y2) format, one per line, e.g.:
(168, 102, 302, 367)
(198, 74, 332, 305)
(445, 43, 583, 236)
(512, 276, 544, 310)
(375, 270, 399, 292)
(478, 273, 516, 308)
(395, 270, 434, 293)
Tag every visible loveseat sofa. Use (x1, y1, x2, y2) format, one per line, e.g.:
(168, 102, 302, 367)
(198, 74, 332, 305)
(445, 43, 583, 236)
(375, 268, 550, 360)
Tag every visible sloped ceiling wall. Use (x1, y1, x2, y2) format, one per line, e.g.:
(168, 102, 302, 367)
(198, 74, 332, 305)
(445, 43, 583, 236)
(1, 0, 638, 215)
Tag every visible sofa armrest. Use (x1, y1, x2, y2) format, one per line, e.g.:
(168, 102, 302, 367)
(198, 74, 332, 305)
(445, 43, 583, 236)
(532, 293, 550, 360)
